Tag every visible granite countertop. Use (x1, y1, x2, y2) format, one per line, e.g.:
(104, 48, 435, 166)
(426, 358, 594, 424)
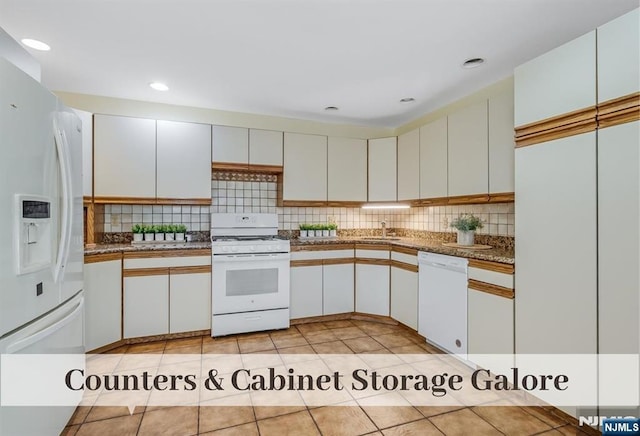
(291, 237, 514, 264)
(85, 241, 212, 256)
(86, 237, 513, 264)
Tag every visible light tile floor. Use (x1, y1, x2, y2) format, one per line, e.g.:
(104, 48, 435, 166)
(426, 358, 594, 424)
(63, 320, 593, 436)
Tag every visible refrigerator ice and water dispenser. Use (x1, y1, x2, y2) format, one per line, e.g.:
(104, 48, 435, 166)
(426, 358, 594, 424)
(15, 195, 52, 274)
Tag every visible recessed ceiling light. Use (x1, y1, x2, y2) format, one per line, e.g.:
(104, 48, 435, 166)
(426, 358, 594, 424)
(462, 58, 485, 69)
(149, 82, 169, 91)
(324, 106, 339, 111)
(21, 38, 50, 51)
(400, 98, 415, 103)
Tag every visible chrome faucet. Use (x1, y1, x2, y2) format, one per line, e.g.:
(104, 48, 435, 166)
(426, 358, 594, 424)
(381, 220, 387, 238)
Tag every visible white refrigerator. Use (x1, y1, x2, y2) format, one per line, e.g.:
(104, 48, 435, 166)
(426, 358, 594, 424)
(0, 56, 85, 435)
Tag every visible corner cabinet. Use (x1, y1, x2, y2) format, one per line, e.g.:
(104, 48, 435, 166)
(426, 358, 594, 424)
(488, 87, 515, 194)
(355, 246, 390, 316)
(368, 137, 397, 202)
(84, 254, 122, 351)
(327, 137, 367, 202)
(419, 117, 448, 199)
(397, 129, 420, 201)
(283, 133, 327, 202)
(390, 248, 418, 330)
(94, 115, 157, 199)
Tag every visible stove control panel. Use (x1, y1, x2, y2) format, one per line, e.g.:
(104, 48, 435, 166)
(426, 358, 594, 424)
(212, 240, 290, 255)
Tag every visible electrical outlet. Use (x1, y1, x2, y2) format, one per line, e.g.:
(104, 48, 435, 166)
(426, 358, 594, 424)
(111, 214, 120, 225)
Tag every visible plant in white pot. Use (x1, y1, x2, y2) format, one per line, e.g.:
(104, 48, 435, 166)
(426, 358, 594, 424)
(175, 224, 187, 241)
(299, 224, 309, 238)
(328, 223, 338, 237)
(165, 224, 176, 241)
(154, 225, 165, 241)
(132, 224, 144, 242)
(321, 224, 330, 238)
(450, 214, 484, 246)
(143, 224, 155, 242)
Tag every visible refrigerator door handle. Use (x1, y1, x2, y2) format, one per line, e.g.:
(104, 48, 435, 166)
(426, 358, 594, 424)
(5, 297, 84, 354)
(52, 117, 72, 284)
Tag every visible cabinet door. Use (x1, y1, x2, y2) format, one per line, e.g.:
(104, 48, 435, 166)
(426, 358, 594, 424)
(283, 133, 327, 201)
(368, 137, 397, 201)
(169, 271, 211, 333)
(124, 274, 169, 338)
(157, 120, 212, 200)
(74, 109, 93, 198)
(249, 129, 283, 166)
(397, 129, 420, 201)
(448, 101, 488, 197)
(355, 264, 389, 316)
(515, 132, 597, 354)
(597, 8, 639, 103)
(323, 263, 354, 315)
(327, 137, 367, 201)
(212, 125, 248, 164)
(419, 117, 448, 198)
(488, 87, 515, 194)
(94, 115, 156, 198)
(598, 121, 639, 354)
(390, 267, 418, 329)
(84, 259, 121, 351)
(514, 31, 595, 126)
(290, 265, 323, 319)
(468, 289, 514, 374)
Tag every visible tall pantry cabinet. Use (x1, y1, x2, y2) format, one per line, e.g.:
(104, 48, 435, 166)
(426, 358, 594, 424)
(515, 7, 639, 420)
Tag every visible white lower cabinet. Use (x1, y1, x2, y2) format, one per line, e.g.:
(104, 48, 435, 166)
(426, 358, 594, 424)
(323, 263, 354, 315)
(468, 289, 514, 373)
(84, 258, 122, 351)
(169, 271, 211, 333)
(124, 274, 170, 339)
(290, 265, 323, 319)
(390, 266, 418, 329)
(355, 264, 390, 316)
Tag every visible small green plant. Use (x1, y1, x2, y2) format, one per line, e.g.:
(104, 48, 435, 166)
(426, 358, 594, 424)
(132, 224, 144, 234)
(327, 223, 338, 231)
(143, 225, 154, 234)
(176, 224, 187, 234)
(450, 214, 484, 231)
(299, 224, 310, 231)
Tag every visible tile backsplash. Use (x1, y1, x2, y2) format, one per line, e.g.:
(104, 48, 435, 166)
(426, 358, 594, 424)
(99, 173, 514, 237)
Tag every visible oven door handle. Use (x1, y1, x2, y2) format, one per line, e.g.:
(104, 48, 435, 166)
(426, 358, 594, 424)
(213, 253, 291, 262)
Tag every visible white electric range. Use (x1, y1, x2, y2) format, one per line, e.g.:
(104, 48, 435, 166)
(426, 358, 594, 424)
(210, 213, 290, 336)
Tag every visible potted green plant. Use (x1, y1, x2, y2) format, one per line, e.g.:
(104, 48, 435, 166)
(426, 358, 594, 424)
(450, 214, 484, 246)
(165, 224, 176, 241)
(299, 224, 309, 238)
(307, 224, 316, 238)
(328, 223, 338, 238)
(132, 224, 144, 242)
(153, 225, 165, 241)
(143, 224, 155, 242)
(175, 224, 187, 241)
(321, 224, 330, 238)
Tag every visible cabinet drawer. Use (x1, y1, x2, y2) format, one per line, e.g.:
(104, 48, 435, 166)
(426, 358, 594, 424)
(468, 267, 514, 289)
(291, 249, 354, 261)
(124, 255, 211, 269)
(355, 249, 390, 260)
(390, 251, 417, 266)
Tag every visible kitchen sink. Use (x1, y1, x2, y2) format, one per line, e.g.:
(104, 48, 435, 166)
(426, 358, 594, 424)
(361, 237, 402, 241)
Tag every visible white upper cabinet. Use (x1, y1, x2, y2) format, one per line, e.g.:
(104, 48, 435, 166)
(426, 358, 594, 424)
(212, 125, 248, 164)
(514, 31, 596, 126)
(327, 137, 367, 202)
(283, 133, 327, 201)
(74, 109, 93, 198)
(397, 128, 420, 201)
(419, 117, 448, 199)
(597, 8, 640, 102)
(488, 88, 515, 193)
(368, 137, 397, 201)
(249, 129, 283, 166)
(94, 115, 156, 198)
(448, 101, 489, 197)
(156, 120, 211, 200)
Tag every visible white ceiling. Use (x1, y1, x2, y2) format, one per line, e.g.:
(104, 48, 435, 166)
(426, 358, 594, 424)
(0, 0, 637, 128)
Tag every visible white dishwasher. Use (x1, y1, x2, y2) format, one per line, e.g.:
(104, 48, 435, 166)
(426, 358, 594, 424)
(418, 252, 468, 357)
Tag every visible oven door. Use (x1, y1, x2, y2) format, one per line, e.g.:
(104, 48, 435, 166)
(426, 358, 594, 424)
(212, 252, 290, 315)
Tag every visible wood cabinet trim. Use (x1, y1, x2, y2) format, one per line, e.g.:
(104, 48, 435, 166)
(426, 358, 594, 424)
(515, 106, 597, 148)
(291, 259, 324, 267)
(468, 259, 515, 274)
(282, 200, 365, 208)
(410, 193, 514, 207)
(488, 192, 515, 203)
(169, 265, 211, 275)
(355, 258, 390, 266)
(248, 164, 284, 174)
(94, 196, 211, 205)
(291, 244, 354, 252)
(123, 249, 211, 259)
(597, 92, 640, 129)
(85, 252, 122, 264)
(355, 244, 390, 251)
(323, 258, 355, 266)
(212, 162, 284, 174)
(468, 279, 515, 299)
(123, 267, 169, 277)
(391, 246, 418, 256)
(156, 198, 212, 205)
(390, 260, 418, 273)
